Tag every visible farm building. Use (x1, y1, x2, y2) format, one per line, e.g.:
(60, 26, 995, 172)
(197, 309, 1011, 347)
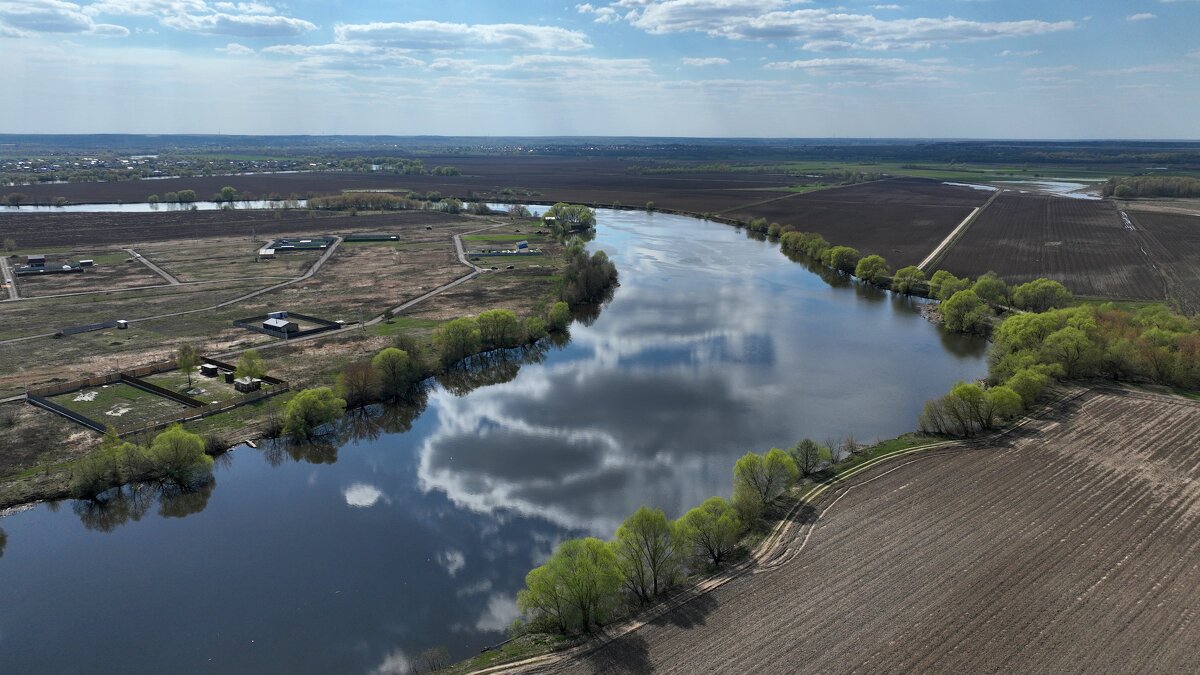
(267, 237, 335, 252)
(27, 254, 45, 268)
(14, 261, 83, 275)
(199, 364, 219, 378)
(234, 377, 261, 393)
(78, 259, 94, 267)
(516, 240, 529, 251)
(258, 248, 276, 259)
(263, 317, 299, 335)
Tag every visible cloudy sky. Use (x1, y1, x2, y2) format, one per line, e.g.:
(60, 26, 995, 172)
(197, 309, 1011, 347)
(2, 0, 1198, 138)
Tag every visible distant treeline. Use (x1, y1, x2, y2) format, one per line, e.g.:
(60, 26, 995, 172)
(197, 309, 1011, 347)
(1102, 176, 1200, 199)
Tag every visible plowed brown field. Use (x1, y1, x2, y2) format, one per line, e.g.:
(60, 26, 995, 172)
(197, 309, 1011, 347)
(531, 388, 1200, 674)
(723, 179, 988, 267)
(1124, 209, 1200, 314)
(937, 192, 1165, 300)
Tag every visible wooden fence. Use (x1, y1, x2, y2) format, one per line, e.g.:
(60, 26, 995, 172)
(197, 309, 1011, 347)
(25, 357, 290, 437)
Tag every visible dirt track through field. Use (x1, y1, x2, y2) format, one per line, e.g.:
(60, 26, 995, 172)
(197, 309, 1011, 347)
(522, 389, 1200, 674)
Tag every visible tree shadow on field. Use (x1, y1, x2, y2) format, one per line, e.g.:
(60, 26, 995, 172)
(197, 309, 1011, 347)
(578, 634, 652, 674)
(650, 592, 719, 630)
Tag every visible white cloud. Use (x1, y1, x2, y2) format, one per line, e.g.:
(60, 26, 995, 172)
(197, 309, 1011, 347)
(333, 20, 591, 51)
(437, 549, 466, 577)
(86, 0, 313, 36)
(474, 594, 520, 633)
(371, 649, 411, 675)
(216, 41, 252, 54)
(682, 56, 729, 66)
(0, 0, 128, 37)
(1127, 13, 1157, 21)
(577, 2, 621, 23)
(997, 49, 1040, 57)
(343, 483, 388, 508)
(162, 11, 313, 36)
(765, 57, 962, 78)
(596, 2, 1074, 50)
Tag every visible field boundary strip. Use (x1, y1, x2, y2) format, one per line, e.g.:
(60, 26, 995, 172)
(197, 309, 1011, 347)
(918, 188, 1002, 272)
(470, 386, 1091, 675)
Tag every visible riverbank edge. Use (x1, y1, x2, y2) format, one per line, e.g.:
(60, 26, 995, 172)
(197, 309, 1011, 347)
(0, 219, 607, 510)
(448, 387, 1091, 675)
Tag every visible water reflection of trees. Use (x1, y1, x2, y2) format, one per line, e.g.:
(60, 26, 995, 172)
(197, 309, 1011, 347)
(71, 479, 216, 533)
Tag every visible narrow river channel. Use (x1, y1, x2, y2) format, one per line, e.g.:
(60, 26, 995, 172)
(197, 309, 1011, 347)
(0, 208, 988, 673)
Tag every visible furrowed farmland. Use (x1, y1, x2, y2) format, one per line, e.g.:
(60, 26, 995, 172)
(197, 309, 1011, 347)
(1124, 209, 1200, 314)
(725, 179, 988, 267)
(530, 388, 1200, 675)
(936, 192, 1166, 301)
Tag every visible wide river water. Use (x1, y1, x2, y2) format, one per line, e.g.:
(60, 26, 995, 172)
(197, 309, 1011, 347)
(0, 208, 988, 673)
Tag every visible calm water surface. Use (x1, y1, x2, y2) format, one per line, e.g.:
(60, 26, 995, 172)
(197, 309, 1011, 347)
(0, 209, 987, 673)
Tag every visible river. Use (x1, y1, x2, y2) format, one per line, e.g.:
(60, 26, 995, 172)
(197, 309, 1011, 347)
(0, 208, 988, 673)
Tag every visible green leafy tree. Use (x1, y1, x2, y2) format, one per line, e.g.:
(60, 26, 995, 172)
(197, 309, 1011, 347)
(930, 270, 971, 301)
(822, 246, 861, 274)
(732, 448, 799, 520)
(987, 386, 1024, 423)
(942, 289, 992, 334)
(219, 186, 238, 203)
(517, 538, 621, 634)
(1005, 368, 1049, 407)
(235, 348, 267, 381)
(854, 254, 890, 284)
(544, 203, 596, 234)
(177, 189, 196, 203)
(283, 387, 347, 438)
(676, 497, 741, 567)
(972, 271, 1010, 306)
(1012, 278, 1072, 312)
(547, 301, 571, 332)
(561, 244, 618, 305)
(176, 344, 202, 388)
(612, 507, 680, 603)
(891, 265, 925, 295)
(372, 347, 417, 398)
(525, 316, 547, 340)
(1042, 326, 1097, 378)
(434, 317, 482, 366)
(477, 309, 521, 349)
(148, 424, 213, 488)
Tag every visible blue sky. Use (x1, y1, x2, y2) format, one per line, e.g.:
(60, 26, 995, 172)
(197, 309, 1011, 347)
(2, 0, 1198, 138)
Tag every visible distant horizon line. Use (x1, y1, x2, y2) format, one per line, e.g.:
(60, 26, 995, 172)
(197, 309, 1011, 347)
(2, 134, 1200, 144)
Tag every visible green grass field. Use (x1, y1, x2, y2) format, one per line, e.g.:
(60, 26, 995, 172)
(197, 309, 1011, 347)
(49, 381, 188, 426)
(143, 369, 243, 403)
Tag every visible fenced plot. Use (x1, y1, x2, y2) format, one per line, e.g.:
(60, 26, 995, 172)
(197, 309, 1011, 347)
(47, 381, 191, 427)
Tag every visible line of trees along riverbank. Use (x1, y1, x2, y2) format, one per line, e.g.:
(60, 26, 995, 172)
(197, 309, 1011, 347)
(61, 208, 617, 506)
(514, 438, 850, 636)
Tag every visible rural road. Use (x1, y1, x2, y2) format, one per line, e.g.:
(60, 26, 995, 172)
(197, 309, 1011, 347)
(917, 188, 1002, 272)
(0, 236, 344, 346)
(0, 256, 18, 300)
(125, 248, 182, 285)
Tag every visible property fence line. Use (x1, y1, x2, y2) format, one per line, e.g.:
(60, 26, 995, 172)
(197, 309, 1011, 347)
(119, 374, 206, 408)
(26, 394, 108, 433)
(232, 311, 342, 340)
(24, 357, 291, 437)
(115, 383, 289, 438)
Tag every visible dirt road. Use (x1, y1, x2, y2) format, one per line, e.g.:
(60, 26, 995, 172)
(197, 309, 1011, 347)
(125, 248, 181, 285)
(519, 388, 1200, 674)
(0, 256, 17, 300)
